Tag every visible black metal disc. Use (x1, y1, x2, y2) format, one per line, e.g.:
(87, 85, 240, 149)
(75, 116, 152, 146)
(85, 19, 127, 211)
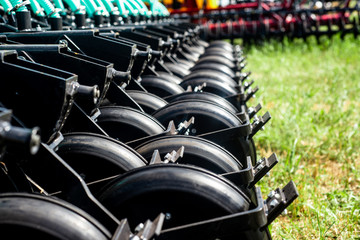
(0, 193, 110, 240)
(98, 164, 250, 230)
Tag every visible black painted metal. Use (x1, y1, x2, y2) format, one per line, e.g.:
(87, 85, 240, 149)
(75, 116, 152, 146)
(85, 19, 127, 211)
(0, 11, 298, 240)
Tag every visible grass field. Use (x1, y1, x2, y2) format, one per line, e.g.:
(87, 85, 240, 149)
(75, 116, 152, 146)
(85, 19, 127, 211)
(241, 35, 360, 239)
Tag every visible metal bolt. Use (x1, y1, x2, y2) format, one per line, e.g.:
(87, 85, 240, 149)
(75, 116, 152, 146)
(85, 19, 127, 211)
(256, 161, 265, 172)
(29, 127, 41, 155)
(66, 81, 80, 96)
(165, 213, 172, 220)
(134, 223, 144, 233)
(59, 39, 68, 46)
(269, 199, 279, 208)
(177, 122, 185, 132)
(268, 190, 276, 198)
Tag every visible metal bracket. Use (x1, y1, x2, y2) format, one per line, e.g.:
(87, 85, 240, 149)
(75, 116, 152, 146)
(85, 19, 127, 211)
(250, 111, 271, 138)
(199, 123, 252, 143)
(192, 83, 206, 92)
(236, 71, 251, 83)
(112, 219, 132, 240)
(90, 108, 101, 121)
(112, 214, 165, 240)
(235, 107, 248, 123)
(125, 120, 178, 148)
(265, 181, 299, 225)
(185, 85, 193, 92)
(149, 149, 163, 165)
(164, 146, 185, 163)
(248, 103, 262, 119)
(60, 35, 86, 55)
(62, 103, 109, 138)
(106, 82, 144, 112)
(159, 187, 268, 239)
(245, 86, 259, 102)
(248, 153, 278, 188)
(243, 79, 255, 91)
(47, 132, 64, 150)
(149, 146, 185, 165)
(132, 214, 165, 240)
(176, 117, 195, 135)
(224, 92, 246, 104)
(220, 156, 254, 187)
(237, 61, 247, 72)
(27, 143, 121, 233)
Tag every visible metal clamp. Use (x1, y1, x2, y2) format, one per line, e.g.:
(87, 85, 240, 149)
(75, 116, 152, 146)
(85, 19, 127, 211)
(245, 86, 259, 102)
(243, 79, 255, 91)
(248, 103, 262, 119)
(248, 153, 278, 188)
(265, 181, 299, 225)
(250, 111, 271, 138)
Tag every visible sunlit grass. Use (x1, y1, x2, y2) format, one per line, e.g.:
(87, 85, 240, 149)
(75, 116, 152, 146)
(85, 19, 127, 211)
(241, 34, 360, 239)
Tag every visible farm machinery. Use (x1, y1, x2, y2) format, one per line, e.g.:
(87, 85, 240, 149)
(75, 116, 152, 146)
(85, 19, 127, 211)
(0, 0, 298, 239)
(169, 0, 360, 41)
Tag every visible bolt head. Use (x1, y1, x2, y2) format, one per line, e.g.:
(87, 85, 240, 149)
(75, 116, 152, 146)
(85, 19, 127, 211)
(268, 190, 276, 198)
(134, 223, 144, 233)
(269, 199, 279, 208)
(165, 213, 172, 220)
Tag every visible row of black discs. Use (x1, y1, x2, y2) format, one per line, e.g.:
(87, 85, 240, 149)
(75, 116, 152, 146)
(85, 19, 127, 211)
(0, 22, 296, 240)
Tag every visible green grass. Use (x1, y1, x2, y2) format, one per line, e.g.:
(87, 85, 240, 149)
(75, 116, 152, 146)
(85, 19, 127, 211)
(239, 35, 360, 239)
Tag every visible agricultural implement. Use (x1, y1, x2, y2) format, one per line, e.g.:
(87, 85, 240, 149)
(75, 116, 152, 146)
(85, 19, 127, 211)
(169, 0, 360, 41)
(0, 0, 298, 239)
